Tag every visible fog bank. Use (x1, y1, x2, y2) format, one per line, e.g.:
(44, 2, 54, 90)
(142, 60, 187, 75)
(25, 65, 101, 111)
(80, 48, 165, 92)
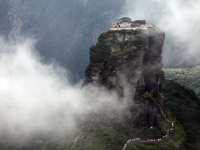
(0, 37, 128, 140)
(121, 0, 200, 67)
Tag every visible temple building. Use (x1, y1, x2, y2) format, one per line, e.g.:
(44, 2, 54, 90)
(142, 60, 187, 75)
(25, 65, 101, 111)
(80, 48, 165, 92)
(117, 17, 132, 27)
(110, 17, 154, 30)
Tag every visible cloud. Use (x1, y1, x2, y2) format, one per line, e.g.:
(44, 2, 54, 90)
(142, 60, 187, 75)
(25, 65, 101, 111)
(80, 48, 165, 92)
(121, 0, 200, 67)
(0, 36, 129, 141)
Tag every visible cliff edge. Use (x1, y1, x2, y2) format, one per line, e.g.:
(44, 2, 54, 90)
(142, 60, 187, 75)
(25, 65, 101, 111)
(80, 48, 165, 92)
(85, 26, 165, 137)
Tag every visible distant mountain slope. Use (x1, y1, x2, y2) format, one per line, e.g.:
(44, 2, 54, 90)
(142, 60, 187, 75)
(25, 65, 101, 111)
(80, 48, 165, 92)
(164, 80, 200, 150)
(0, 0, 125, 82)
(164, 66, 200, 97)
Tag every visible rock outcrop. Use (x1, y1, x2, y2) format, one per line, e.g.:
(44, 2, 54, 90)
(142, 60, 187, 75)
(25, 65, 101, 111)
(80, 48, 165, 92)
(85, 25, 165, 138)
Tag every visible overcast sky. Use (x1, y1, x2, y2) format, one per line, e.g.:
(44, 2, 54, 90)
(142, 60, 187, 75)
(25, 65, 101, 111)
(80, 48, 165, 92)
(121, 0, 200, 67)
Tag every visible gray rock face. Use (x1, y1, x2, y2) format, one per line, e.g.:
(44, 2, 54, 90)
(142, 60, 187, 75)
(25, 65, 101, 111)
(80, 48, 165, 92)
(85, 28, 165, 97)
(85, 27, 165, 137)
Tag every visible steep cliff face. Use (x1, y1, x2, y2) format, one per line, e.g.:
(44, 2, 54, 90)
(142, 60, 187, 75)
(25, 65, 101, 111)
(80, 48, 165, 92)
(85, 27, 165, 137)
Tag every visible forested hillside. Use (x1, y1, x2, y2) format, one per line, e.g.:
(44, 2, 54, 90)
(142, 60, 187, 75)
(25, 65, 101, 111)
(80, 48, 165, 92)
(164, 80, 200, 149)
(164, 66, 200, 97)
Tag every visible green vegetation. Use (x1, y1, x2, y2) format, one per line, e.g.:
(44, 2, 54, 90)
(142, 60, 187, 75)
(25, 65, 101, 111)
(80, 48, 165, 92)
(141, 93, 157, 104)
(85, 65, 92, 78)
(87, 30, 147, 83)
(90, 30, 147, 62)
(124, 108, 186, 150)
(100, 30, 146, 48)
(65, 124, 133, 150)
(89, 45, 110, 62)
(164, 66, 200, 97)
(125, 30, 139, 34)
(164, 79, 200, 149)
(65, 115, 186, 150)
(106, 35, 146, 49)
(102, 30, 139, 36)
(70, 80, 200, 150)
(125, 138, 183, 150)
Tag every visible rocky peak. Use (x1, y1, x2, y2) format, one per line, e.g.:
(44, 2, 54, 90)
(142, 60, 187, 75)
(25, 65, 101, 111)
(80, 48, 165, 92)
(85, 25, 165, 138)
(85, 27, 165, 97)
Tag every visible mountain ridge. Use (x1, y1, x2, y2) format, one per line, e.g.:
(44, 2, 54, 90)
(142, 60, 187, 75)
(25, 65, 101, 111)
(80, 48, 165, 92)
(164, 66, 200, 98)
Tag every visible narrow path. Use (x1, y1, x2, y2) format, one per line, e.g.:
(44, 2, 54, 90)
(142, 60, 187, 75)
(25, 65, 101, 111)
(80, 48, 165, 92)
(122, 104, 175, 150)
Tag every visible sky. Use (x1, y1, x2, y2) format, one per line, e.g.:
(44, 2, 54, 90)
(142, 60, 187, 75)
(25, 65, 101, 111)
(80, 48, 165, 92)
(121, 0, 200, 67)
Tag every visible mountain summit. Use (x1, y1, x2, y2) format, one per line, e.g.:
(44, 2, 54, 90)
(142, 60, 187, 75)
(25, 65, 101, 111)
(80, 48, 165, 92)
(85, 19, 166, 138)
(74, 19, 192, 150)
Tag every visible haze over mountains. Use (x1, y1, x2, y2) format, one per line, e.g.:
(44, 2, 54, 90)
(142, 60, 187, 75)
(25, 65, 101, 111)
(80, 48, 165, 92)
(0, 0, 200, 82)
(0, 0, 200, 149)
(0, 0, 125, 81)
(122, 0, 200, 69)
